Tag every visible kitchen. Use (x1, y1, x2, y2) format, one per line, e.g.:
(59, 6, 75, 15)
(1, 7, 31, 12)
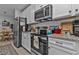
(1, 4, 79, 55)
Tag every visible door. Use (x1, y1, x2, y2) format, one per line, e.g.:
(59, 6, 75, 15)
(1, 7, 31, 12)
(35, 4, 47, 11)
(21, 5, 35, 24)
(53, 4, 72, 19)
(48, 46, 70, 55)
(72, 4, 79, 16)
(22, 32, 31, 52)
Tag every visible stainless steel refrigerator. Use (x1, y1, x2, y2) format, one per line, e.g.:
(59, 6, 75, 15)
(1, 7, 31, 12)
(13, 17, 27, 48)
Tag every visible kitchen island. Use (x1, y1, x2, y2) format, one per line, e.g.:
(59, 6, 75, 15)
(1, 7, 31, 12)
(48, 34, 79, 55)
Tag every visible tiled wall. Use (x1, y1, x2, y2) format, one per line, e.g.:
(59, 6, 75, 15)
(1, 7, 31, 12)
(34, 21, 60, 27)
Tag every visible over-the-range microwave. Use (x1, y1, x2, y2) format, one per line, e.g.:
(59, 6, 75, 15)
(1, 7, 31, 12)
(34, 4, 52, 21)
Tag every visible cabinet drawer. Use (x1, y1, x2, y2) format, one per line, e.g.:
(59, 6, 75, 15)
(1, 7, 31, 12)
(53, 4, 72, 19)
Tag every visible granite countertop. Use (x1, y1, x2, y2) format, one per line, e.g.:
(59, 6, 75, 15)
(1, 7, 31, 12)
(48, 34, 79, 41)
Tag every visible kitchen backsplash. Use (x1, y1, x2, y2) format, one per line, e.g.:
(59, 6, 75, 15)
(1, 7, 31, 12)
(34, 21, 60, 27)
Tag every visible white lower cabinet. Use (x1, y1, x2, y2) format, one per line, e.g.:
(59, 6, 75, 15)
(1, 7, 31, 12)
(48, 46, 70, 55)
(48, 37, 76, 55)
(22, 32, 31, 52)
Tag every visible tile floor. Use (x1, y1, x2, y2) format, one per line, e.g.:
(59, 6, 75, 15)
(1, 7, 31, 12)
(0, 44, 18, 55)
(0, 40, 31, 55)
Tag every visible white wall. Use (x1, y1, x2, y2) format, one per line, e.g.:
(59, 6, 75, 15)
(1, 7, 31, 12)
(0, 14, 14, 28)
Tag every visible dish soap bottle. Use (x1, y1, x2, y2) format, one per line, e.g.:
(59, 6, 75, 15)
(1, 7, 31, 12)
(47, 29, 52, 35)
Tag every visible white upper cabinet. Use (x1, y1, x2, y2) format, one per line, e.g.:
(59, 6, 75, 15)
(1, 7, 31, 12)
(28, 5, 36, 24)
(53, 4, 72, 19)
(71, 4, 79, 16)
(15, 10, 21, 18)
(21, 5, 36, 24)
(35, 4, 47, 11)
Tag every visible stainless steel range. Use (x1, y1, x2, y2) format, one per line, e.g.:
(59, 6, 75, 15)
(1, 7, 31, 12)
(31, 33, 48, 55)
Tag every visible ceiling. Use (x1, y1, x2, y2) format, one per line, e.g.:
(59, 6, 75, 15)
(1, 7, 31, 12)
(0, 4, 28, 18)
(0, 4, 27, 10)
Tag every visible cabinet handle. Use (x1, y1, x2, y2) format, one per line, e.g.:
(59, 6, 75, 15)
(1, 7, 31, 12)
(75, 9, 78, 12)
(69, 10, 72, 13)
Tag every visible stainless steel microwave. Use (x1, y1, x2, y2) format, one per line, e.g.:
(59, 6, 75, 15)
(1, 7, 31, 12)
(35, 4, 52, 21)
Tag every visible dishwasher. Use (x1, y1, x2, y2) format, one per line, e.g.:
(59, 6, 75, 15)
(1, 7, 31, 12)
(48, 37, 76, 55)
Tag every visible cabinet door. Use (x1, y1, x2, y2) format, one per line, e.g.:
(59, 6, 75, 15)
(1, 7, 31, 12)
(20, 5, 35, 24)
(72, 4, 79, 16)
(35, 4, 47, 11)
(26, 6, 31, 24)
(22, 32, 31, 52)
(29, 5, 36, 24)
(35, 4, 41, 11)
(48, 46, 70, 55)
(27, 5, 36, 24)
(22, 33, 26, 48)
(53, 4, 72, 19)
(26, 32, 31, 52)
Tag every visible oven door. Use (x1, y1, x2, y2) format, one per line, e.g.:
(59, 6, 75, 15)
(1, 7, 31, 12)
(31, 35, 40, 54)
